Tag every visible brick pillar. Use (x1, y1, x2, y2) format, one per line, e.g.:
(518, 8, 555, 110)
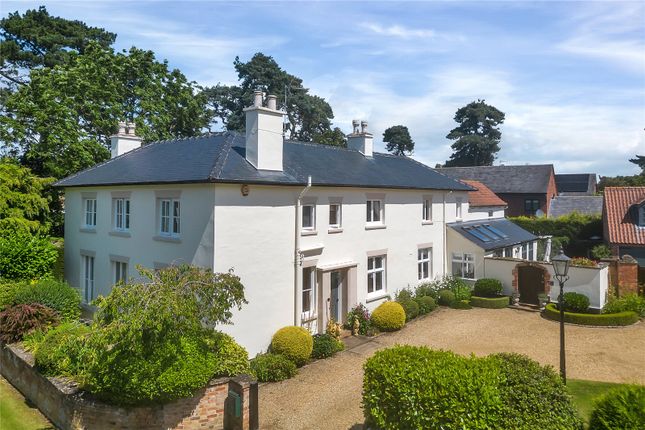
(225, 375, 258, 430)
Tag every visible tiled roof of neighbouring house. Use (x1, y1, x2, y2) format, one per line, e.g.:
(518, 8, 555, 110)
(54, 132, 473, 191)
(603, 187, 645, 246)
(437, 164, 554, 194)
(555, 173, 596, 194)
(447, 218, 537, 252)
(548, 195, 604, 218)
(460, 180, 507, 208)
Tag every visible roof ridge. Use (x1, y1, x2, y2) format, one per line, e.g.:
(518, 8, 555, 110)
(209, 132, 236, 180)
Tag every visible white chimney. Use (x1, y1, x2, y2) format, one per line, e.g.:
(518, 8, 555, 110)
(347, 119, 373, 157)
(244, 92, 284, 171)
(110, 121, 142, 158)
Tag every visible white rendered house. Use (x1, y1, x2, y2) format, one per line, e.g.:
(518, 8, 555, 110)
(57, 93, 535, 354)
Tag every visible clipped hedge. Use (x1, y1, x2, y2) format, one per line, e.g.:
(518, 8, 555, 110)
(371, 301, 406, 332)
(544, 303, 638, 326)
(589, 385, 645, 430)
(450, 300, 472, 310)
(471, 296, 509, 309)
(270, 326, 313, 366)
(250, 353, 297, 382)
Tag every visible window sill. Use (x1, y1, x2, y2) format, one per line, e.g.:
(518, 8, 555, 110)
(301, 314, 317, 324)
(421, 221, 433, 225)
(79, 227, 96, 234)
(327, 227, 343, 234)
(301, 230, 318, 236)
(109, 230, 131, 238)
(153, 235, 181, 243)
(365, 224, 386, 230)
(366, 293, 389, 304)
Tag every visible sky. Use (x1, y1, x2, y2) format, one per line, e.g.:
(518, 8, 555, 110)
(3, 0, 645, 176)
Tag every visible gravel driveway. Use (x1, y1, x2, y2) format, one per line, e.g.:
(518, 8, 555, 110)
(259, 307, 645, 430)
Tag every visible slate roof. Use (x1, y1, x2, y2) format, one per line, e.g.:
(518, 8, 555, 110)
(437, 164, 554, 194)
(461, 180, 507, 208)
(447, 218, 537, 251)
(55, 132, 472, 191)
(555, 173, 596, 194)
(603, 187, 645, 246)
(548, 196, 604, 218)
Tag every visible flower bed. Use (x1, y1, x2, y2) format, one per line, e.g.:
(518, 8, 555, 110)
(543, 303, 638, 326)
(470, 296, 509, 309)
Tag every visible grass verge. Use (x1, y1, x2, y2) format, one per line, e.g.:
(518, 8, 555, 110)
(567, 378, 638, 427)
(0, 376, 52, 430)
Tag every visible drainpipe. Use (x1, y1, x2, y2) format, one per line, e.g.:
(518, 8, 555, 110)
(294, 176, 312, 326)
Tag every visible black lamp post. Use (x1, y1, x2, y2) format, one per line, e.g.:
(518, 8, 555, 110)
(552, 249, 571, 384)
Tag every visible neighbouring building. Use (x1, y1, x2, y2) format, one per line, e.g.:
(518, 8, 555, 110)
(459, 179, 507, 220)
(437, 164, 558, 217)
(603, 187, 645, 266)
(555, 173, 597, 196)
(548, 195, 604, 218)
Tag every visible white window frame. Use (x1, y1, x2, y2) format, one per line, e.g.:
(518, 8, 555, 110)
(418, 248, 432, 281)
(367, 255, 386, 296)
(302, 204, 316, 231)
(452, 252, 475, 280)
(422, 198, 432, 222)
(301, 266, 316, 320)
(456, 198, 463, 220)
(113, 198, 130, 231)
(329, 203, 342, 229)
(159, 198, 180, 237)
(366, 200, 384, 224)
(83, 198, 97, 228)
(114, 261, 128, 284)
(81, 255, 95, 302)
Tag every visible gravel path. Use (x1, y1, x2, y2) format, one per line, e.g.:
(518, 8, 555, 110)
(259, 307, 645, 430)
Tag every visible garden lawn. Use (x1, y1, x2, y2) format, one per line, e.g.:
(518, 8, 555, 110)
(0, 376, 52, 430)
(568, 379, 636, 425)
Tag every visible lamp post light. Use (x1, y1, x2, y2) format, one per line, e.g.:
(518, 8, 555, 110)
(552, 249, 571, 384)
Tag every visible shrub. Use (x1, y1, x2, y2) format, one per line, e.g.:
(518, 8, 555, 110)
(589, 385, 645, 430)
(34, 322, 90, 377)
(397, 299, 419, 322)
(561, 292, 590, 313)
(470, 296, 509, 309)
(452, 283, 472, 301)
(0, 281, 20, 310)
(473, 278, 503, 298)
(270, 326, 313, 366)
(0, 303, 59, 344)
(12, 279, 81, 320)
(371, 301, 406, 332)
(250, 353, 297, 382)
(571, 257, 597, 267)
(414, 296, 436, 315)
(394, 288, 413, 302)
(415, 282, 440, 299)
(362, 346, 583, 430)
(438, 289, 456, 306)
(208, 331, 250, 377)
(491, 353, 583, 429)
(344, 303, 371, 335)
(591, 244, 612, 260)
(544, 303, 638, 326)
(603, 294, 645, 318)
(450, 299, 472, 310)
(311, 333, 344, 359)
(0, 230, 58, 280)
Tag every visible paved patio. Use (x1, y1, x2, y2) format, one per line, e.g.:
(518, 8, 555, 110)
(259, 307, 645, 430)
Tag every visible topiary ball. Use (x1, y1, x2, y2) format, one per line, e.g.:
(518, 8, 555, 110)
(438, 289, 456, 306)
(371, 301, 406, 332)
(270, 326, 313, 366)
(398, 299, 419, 322)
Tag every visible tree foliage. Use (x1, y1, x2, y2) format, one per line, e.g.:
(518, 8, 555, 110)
(204, 53, 344, 146)
(383, 125, 414, 156)
(1, 42, 210, 179)
(444, 99, 505, 167)
(629, 155, 645, 174)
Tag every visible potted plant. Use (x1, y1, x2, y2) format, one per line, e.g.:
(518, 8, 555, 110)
(537, 293, 549, 310)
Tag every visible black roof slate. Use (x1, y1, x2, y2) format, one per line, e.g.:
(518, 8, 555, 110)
(555, 173, 596, 194)
(548, 195, 603, 218)
(448, 218, 538, 251)
(437, 164, 554, 194)
(55, 132, 472, 191)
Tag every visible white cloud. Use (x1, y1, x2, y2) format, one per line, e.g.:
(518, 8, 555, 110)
(360, 22, 437, 39)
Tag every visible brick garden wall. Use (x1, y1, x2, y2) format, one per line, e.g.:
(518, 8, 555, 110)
(0, 344, 258, 430)
(602, 257, 639, 296)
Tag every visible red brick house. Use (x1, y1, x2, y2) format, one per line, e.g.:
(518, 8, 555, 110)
(603, 187, 645, 267)
(438, 165, 557, 217)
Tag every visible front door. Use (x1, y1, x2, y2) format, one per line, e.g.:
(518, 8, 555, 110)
(518, 265, 545, 305)
(330, 271, 342, 322)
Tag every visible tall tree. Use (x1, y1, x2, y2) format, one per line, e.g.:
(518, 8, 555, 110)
(0, 6, 116, 87)
(204, 53, 345, 146)
(0, 42, 210, 179)
(383, 125, 414, 156)
(629, 155, 645, 174)
(444, 99, 505, 167)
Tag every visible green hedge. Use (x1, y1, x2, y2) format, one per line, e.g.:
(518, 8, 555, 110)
(470, 296, 509, 309)
(589, 385, 645, 430)
(543, 303, 638, 326)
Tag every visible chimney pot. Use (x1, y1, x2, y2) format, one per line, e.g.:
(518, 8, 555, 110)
(253, 90, 263, 107)
(118, 121, 127, 134)
(352, 119, 360, 134)
(126, 121, 136, 135)
(361, 121, 368, 134)
(267, 94, 277, 110)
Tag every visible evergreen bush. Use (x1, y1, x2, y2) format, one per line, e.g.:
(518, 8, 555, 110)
(311, 333, 344, 359)
(589, 385, 645, 430)
(561, 292, 590, 313)
(371, 301, 406, 332)
(397, 299, 419, 321)
(0, 230, 58, 280)
(208, 331, 250, 377)
(34, 321, 90, 377)
(544, 303, 638, 326)
(270, 326, 313, 366)
(473, 278, 503, 297)
(12, 279, 81, 320)
(438, 289, 456, 306)
(414, 296, 437, 315)
(603, 294, 645, 318)
(250, 353, 297, 382)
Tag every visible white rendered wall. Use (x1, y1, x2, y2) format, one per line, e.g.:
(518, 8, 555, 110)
(63, 184, 215, 299)
(465, 207, 506, 221)
(446, 228, 486, 280)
